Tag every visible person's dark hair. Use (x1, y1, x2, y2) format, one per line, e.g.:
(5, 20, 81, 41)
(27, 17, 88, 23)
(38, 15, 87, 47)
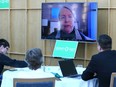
(98, 34, 112, 50)
(25, 48, 43, 70)
(0, 39, 10, 48)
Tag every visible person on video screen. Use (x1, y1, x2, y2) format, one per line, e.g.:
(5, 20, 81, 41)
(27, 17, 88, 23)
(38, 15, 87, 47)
(48, 6, 90, 41)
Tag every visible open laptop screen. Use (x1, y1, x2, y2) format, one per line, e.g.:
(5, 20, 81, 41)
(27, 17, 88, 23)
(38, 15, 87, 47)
(58, 59, 78, 77)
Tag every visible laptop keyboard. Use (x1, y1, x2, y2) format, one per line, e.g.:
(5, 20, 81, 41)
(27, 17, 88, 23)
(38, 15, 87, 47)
(68, 74, 81, 78)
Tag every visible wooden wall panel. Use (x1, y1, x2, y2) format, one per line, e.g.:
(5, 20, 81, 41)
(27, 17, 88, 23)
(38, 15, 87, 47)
(98, 0, 108, 8)
(10, 10, 26, 52)
(110, 0, 116, 7)
(28, 0, 45, 9)
(75, 43, 85, 59)
(1, 0, 116, 68)
(10, 0, 26, 9)
(27, 10, 43, 50)
(67, 0, 87, 2)
(45, 57, 61, 66)
(98, 10, 108, 36)
(45, 40, 55, 56)
(109, 10, 116, 49)
(0, 10, 9, 39)
(88, 0, 97, 2)
(10, 54, 25, 60)
(86, 43, 98, 59)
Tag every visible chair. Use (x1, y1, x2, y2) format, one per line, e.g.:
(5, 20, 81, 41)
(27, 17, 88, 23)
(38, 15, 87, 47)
(110, 73, 116, 87)
(13, 77, 55, 87)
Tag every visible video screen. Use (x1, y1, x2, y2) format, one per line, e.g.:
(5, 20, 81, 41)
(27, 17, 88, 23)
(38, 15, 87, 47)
(41, 2, 98, 42)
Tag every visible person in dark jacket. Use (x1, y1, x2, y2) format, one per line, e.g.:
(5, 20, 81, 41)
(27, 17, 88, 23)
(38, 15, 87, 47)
(0, 39, 27, 85)
(81, 34, 116, 87)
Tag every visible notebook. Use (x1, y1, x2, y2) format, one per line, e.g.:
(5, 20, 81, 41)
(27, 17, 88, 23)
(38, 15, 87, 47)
(58, 59, 81, 78)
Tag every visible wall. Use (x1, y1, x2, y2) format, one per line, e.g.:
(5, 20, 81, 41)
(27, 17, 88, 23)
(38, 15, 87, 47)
(0, 0, 115, 68)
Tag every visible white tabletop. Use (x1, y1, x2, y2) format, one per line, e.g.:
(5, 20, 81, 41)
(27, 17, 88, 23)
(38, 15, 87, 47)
(1, 66, 98, 87)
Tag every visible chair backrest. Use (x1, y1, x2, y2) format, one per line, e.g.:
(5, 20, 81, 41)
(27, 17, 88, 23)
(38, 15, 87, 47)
(110, 73, 116, 87)
(13, 77, 55, 87)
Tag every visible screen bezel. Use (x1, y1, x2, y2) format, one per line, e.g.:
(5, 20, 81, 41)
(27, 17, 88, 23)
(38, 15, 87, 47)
(41, 2, 98, 43)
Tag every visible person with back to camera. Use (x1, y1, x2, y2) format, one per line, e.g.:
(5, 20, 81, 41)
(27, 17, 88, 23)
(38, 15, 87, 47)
(1, 48, 54, 87)
(48, 6, 91, 41)
(81, 34, 116, 87)
(18, 48, 54, 78)
(0, 39, 27, 86)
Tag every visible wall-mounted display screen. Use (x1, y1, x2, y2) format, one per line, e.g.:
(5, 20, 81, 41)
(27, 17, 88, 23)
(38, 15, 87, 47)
(41, 2, 98, 42)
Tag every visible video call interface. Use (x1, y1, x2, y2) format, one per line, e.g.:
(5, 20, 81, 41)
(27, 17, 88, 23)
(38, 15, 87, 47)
(41, 2, 98, 42)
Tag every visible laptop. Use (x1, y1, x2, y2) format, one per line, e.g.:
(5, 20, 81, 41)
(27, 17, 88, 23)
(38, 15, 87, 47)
(58, 59, 81, 78)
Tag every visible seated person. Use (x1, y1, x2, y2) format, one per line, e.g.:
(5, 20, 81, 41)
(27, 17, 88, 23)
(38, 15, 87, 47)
(81, 34, 116, 87)
(0, 39, 27, 86)
(1, 48, 54, 87)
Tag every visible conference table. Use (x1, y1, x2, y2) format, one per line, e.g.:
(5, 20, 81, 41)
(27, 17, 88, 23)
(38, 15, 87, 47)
(1, 66, 98, 87)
